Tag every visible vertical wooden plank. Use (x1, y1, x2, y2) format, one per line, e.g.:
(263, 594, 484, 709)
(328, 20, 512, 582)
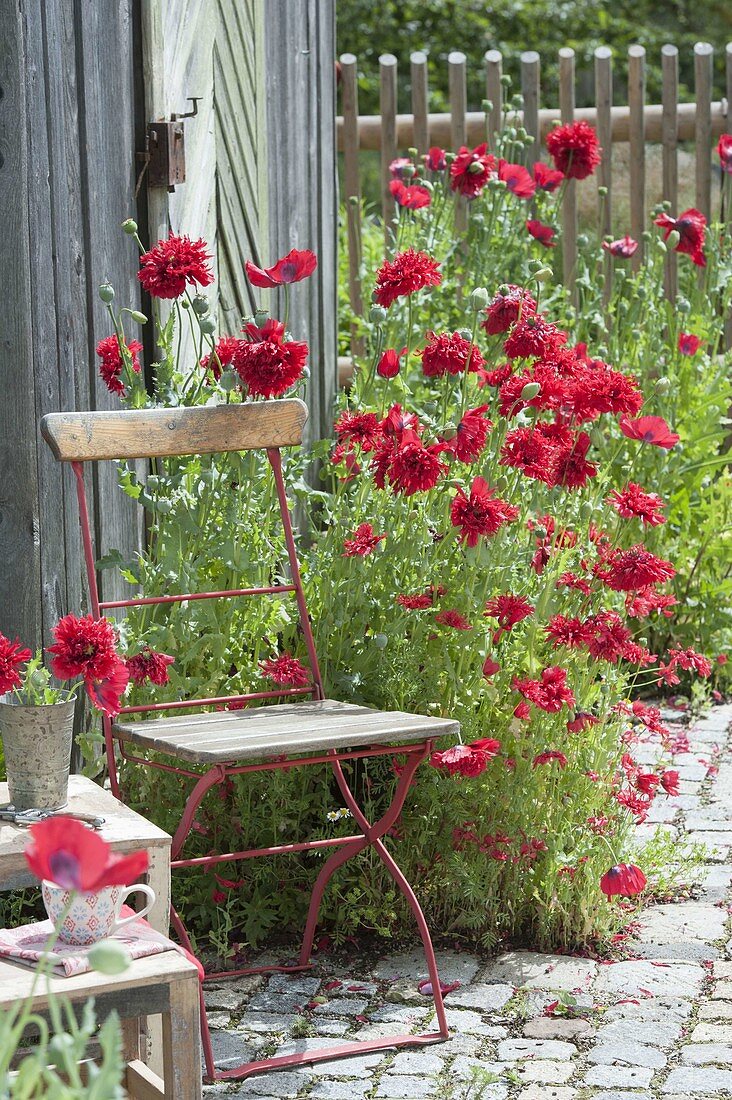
(485, 50, 503, 145)
(140, 0, 169, 245)
(628, 44, 646, 269)
(340, 52, 364, 353)
(594, 47, 612, 301)
(379, 53, 398, 234)
(449, 51, 467, 234)
(558, 47, 577, 304)
(521, 51, 540, 163)
(265, 0, 338, 442)
(410, 51, 429, 157)
(694, 42, 714, 224)
(662, 44, 679, 301)
(0, 0, 42, 646)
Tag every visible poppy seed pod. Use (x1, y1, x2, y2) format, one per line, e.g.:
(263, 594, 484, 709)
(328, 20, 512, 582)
(121, 218, 138, 235)
(254, 308, 270, 327)
(219, 369, 237, 392)
(98, 282, 115, 303)
(198, 316, 216, 335)
(369, 305, 387, 325)
(191, 295, 210, 316)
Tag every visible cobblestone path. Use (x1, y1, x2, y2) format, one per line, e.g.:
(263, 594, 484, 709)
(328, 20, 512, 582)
(203, 703, 732, 1099)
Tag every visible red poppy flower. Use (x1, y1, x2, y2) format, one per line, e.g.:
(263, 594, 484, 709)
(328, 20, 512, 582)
(450, 477, 520, 548)
(389, 179, 432, 209)
(48, 615, 119, 683)
(678, 332, 702, 356)
(513, 666, 575, 713)
(482, 657, 501, 679)
(388, 431, 448, 495)
(526, 220, 556, 247)
(426, 147, 447, 171)
(342, 522, 387, 557)
(597, 545, 675, 592)
(420, 331, 484, 377)
(500, 427, 555, 484)
(568, 361, 643, 421)
(232, 319, 307, 398)
(602, 236, 638, 258)
(86, 658, 130, 718)
(533, 751, 568, 768)
(449, 143, 496, 198)
(377, 348, 404, 378)
(584, 610, 632, 663)
(434, 610, 472, 630)
(259, 653, 310, 687)
(514, 701, 531, 720)
(389, 157, 413, 179)
(373, 248, 442, 309)
(397, 592, 434, 611)
(600, 863, 647, 898)
(334, 410, 382, 452)
(607, 483, 666, 526)
(667, 647, 712, 678)
(96, 335, 143, 397)
(245, 248, 317, 288)
(557, 571, 592, 596)
(482, 286, 537, 336)
(0, 633, 32, 696)
(654, 208, 706, 267)
(660, 769, 680, 796)
(567, 712, 599, 733)
(25, 816, 149, 891)
(381, 403, 420, 438)
(545, 121, 601, 180)
(484, 594, 535, 637)
(719, 134, 732, 174)
(430, 740, 497, 777)
(447, 406, 492, 463)
(504, 314, 566, 360)
(619, 414, 679, 450)
(552, 431, 597, 490)
(200, 335, 241, 381)
(625, 587, 677, 619)
(477, 362, 514, 388)
(532, 161, 564, 192)
(126, 647, 175, 687)
(545, 615, 595, 649)
(138, 234, 213, 299)
(498, 160, 535, 198)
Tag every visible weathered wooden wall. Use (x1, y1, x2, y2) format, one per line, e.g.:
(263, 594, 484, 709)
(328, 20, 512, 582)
(265, 0, 338, 445)
(0, 0, 142, 650)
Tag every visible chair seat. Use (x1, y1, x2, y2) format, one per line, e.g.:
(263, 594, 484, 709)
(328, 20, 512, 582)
(113, 698, 459, 765)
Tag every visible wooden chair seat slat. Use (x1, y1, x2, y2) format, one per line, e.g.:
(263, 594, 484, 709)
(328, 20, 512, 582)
(113, 699, 458, 764)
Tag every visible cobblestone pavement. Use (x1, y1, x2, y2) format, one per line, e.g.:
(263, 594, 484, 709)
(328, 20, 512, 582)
(203, 704, 732, 1099)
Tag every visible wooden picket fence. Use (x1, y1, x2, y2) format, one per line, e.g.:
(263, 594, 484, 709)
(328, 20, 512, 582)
(337, 42, 732, 342)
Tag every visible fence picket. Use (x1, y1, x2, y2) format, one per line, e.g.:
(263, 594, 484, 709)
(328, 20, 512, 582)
(449, 51, 468, 233)
(485, 50, 503, 145)
(411, 51, 429, 158)
(559, 47, 577, 305)
(694, 42, 714, 223)
(521, 51, 540, 162)
(662, 44, 679, 301)
(594, 47, 613, 300)
(628, 45, 646, 268)
(339, 54, 364, 352)
(379, 53, 398, 235)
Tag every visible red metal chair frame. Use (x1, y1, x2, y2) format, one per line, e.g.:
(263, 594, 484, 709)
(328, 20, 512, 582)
(43, 404, 450, 1082)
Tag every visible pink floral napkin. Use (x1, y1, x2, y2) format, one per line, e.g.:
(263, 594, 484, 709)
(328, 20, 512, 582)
(0, 907, 181, 977)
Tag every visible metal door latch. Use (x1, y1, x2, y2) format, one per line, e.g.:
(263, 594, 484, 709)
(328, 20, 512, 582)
(146, 98, 202, 192)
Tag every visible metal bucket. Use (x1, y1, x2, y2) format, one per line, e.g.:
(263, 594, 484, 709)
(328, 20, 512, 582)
(0, 699, 75, 810)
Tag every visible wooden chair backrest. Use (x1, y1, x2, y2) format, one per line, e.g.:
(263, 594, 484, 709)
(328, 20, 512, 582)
(41, 399, 308, 462)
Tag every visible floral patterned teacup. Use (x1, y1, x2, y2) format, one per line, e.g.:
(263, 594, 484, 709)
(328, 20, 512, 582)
(42, 880, 155, 946)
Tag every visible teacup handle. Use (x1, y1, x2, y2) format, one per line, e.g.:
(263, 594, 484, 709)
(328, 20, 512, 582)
(113, 884, 156, 933)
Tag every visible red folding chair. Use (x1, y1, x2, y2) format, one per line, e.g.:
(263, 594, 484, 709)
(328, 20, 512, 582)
(41, 398, 458, 1082)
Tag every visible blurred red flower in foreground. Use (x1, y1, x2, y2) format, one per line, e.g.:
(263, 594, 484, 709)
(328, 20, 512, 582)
(546, 121, 601, 180)
(526, 220, 556, 247)
(138, 233, 213, 299)
(600, 863, 647, 898)
(25, 816, 149, 891)
(245, 248, 317, 288)
(678, 333, 702, 356)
